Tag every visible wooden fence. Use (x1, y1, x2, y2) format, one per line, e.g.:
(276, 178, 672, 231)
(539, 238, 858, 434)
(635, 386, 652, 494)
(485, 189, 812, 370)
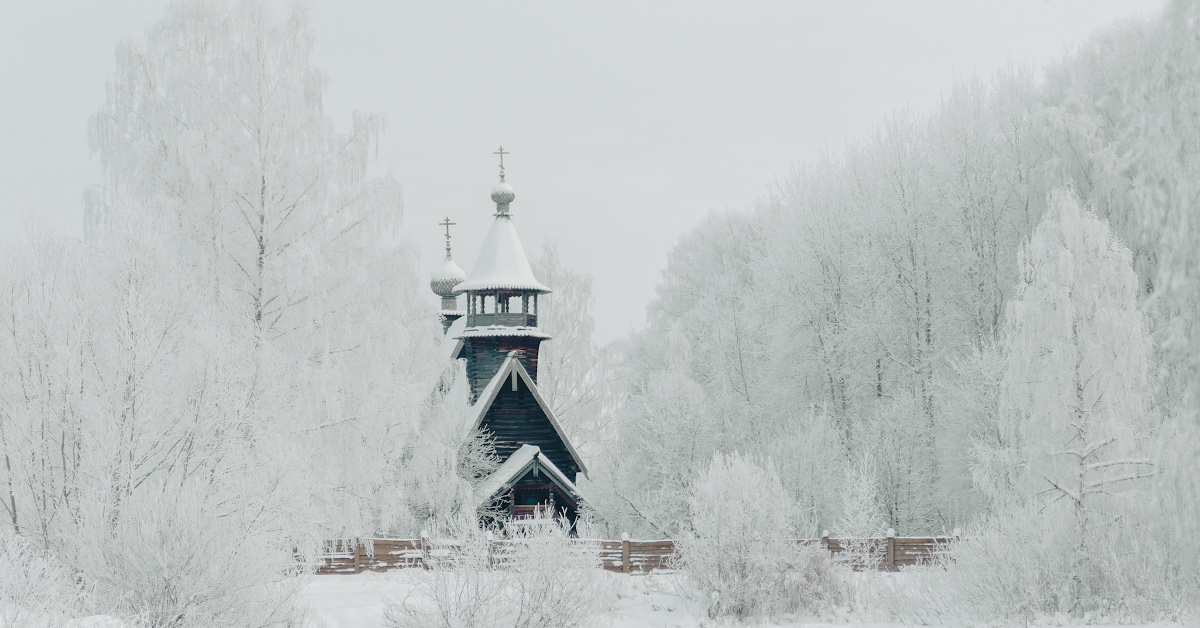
(312, 531, 955, 575)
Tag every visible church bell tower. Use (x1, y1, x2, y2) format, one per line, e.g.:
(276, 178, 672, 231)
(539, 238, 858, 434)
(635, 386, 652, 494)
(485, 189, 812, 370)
(450, 147, 552, 402)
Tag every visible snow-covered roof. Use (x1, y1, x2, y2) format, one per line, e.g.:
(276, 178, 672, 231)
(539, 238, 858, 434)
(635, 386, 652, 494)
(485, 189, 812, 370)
(441, 316, 467, 361)
(453, 215, 551, 294)
(472, 443, 582, 509)
(456, 326, 551, 340)
(468, 353, 588, 476)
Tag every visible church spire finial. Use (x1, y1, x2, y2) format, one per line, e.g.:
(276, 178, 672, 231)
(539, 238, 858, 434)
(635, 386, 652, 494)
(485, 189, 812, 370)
(439, 216, 456, 257)
(493, 146, 509, 182)
(490, 146, 516, 214)
(430, 216, 467, 320)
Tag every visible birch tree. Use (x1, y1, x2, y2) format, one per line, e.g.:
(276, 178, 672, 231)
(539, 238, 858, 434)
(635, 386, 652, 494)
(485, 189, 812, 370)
(87, 0, 401, 339)
(532, 243, 608, 454)
(85, 0, 444, 539)
(995, 190, 1157, 608)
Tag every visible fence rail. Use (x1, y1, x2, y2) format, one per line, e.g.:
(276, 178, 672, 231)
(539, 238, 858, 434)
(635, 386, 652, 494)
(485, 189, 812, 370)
(311, 532, 955, 575)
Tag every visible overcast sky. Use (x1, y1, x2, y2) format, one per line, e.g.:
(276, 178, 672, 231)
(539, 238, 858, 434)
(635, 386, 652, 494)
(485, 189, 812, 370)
(0, 1, 1165, 343)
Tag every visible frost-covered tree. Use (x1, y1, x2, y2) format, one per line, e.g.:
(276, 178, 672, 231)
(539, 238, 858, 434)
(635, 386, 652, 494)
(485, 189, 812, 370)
(83, 0, 445, 540)
(384, 365, 499, 538)
(531, 243, 607, 454)
(0, 222, 310, 626)
(0, 531, 87, 627)
(87, 0, 400, 338)
(2, 0, 451, 622)
(988, 190, 1157, 609)
(996, 190, 1156, 501)
(835, 452, 887, 570)
(599, 363, 718, 537)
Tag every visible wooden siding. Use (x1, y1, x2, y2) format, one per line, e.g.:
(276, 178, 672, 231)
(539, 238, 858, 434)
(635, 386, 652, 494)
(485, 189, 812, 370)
(464, 337, 542, 402)
(478, 374, 579, 481)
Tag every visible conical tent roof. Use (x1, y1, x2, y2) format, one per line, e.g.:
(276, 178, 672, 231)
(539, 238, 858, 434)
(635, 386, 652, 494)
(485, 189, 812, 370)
(454, 214, 550, 294)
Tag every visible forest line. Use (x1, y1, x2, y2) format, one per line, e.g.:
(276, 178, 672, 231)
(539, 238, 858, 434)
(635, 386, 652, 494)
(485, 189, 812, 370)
(0, 0, 1197, 625)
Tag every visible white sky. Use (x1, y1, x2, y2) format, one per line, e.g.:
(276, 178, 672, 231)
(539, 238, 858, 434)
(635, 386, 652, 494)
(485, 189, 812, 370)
(0, 1, 1165, 343)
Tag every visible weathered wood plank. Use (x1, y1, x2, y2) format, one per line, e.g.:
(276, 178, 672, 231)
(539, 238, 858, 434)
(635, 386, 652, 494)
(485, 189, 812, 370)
(313, 536, 953, 575)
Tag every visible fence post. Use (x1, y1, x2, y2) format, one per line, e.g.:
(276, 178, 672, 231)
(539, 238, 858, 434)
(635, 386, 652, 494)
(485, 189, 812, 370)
(621, 532, 631, 574)
(353, 539, 362, 574)
(821, 530, 830, 553)
(885, 528, 896, 572)
(420, 530, 430, 570)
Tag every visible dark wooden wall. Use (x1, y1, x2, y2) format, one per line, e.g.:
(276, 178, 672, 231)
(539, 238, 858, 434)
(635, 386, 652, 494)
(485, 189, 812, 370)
(478, 375, 578, 482)
(463, 337, 542, 402)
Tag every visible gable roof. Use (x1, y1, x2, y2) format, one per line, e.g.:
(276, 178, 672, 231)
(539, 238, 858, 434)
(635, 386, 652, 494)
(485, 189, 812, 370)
(453, 215, 551, 294)
(469, 353, 588, 476)
(472, 443, 582, 509)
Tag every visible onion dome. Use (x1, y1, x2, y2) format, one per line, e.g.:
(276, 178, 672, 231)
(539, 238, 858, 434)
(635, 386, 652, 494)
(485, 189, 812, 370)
(491, 182, 516, 206)
(430, 254, 467, 298)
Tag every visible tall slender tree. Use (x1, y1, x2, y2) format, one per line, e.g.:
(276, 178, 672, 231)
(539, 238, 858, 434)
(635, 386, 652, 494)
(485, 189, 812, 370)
(993, 190, 1157, 608)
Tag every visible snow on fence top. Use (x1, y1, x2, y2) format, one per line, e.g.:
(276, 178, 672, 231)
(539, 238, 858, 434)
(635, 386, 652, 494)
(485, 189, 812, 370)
(308, 534, 957, 575)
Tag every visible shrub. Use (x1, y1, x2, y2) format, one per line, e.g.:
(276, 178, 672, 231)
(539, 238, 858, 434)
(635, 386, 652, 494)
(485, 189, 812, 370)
(72, 482, 306, 628)
(915, 499, 1199, 623)
(0, 532, 88, 628)
(384, 535, 507, 628)
(834, 453, 887, 571)
(675, 452, 847, 620)
(384, 517, 609, 628)
(502, 518, 608, 628)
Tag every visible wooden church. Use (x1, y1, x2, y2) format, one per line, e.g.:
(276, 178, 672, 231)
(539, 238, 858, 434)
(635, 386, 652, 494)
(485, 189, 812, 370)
(429, 149, 588, 528)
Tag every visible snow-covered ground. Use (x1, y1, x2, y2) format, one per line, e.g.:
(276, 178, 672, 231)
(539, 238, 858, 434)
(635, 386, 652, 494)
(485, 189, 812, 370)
(300, 570, 802, 628)
(299, 571, 1188, 628)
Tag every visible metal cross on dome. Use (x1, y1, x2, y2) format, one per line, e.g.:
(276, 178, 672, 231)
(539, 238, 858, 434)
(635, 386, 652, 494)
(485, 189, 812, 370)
(494, 146, 508, 181)
(439, 216, 455, 254)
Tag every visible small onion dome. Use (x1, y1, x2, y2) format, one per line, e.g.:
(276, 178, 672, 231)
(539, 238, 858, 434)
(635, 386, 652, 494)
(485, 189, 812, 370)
(430, 254, 467, 298)
(491, 181, 516, 205)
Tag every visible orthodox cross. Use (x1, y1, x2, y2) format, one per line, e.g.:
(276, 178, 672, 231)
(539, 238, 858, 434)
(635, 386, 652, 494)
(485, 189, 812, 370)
(494, 146, 509, 181)
(439, 217, 456, 254)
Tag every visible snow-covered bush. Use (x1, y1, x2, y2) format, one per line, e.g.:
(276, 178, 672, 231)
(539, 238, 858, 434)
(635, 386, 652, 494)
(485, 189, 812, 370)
(0, 532, 88, 628)
(385, 518, 609, 628)
(675, 452, 846, 620)
(73, 481, 306, 628)
(834, 453, 887, 571)
(919, 499, 1197, 622)
(384, 535, 507, 628)
(502, 518, 608, 628)
(919, 504, 1072, 621)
